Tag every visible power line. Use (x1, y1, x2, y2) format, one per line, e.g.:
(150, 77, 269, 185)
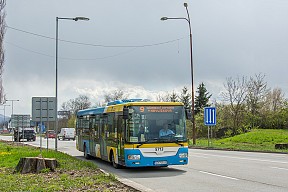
(5, 41, 138, 60)
(6, 25, 187, 48)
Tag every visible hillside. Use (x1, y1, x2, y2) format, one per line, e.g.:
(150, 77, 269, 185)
(0, 114, 10, 124)
(191, 129, 288, 152)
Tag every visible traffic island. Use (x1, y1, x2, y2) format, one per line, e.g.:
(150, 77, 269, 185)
(14, 155, 59, 174)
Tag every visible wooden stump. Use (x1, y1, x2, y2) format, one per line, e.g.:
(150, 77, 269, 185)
(275, 143, 288, 150)
(14, 157, 59, 174)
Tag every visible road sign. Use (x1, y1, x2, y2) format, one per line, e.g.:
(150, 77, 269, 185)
(58, 111, 70, 116)
(11, 114, 30, 128)
(205, 107, 216, 126)
(32, 97, 56, 122)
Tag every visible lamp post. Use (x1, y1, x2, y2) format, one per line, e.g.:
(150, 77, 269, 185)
(5, 99, 20, 117)
(161, 3, 196, 144)
(55, 17, 89, 152)
(5, 99, 19, 141)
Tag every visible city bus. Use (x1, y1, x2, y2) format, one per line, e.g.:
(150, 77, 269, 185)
(76, 99, 190, 168)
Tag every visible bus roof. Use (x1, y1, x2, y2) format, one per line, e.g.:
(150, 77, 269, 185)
(77, 99, 184, 116)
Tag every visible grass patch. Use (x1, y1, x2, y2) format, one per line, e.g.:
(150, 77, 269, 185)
(190, 129, 288, 152)
(0, 141, 137, 191)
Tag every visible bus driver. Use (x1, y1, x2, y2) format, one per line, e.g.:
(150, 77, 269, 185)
(159, 123, 175, 137)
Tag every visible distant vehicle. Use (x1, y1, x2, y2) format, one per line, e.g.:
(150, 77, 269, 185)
(14, 127, 36, 142)
(45, 130, 55, 138)
(0, 129, 9, 134)
(58, 128, 75, 140)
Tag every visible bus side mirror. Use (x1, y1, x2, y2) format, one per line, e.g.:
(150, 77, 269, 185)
(185, 109, 192, 120)
(123, 108, 129, 119)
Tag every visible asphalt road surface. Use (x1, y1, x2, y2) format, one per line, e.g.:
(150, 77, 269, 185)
(1, 135, 288, 192)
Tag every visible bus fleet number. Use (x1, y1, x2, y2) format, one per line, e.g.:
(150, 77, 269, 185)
(155, 147, 163, 151)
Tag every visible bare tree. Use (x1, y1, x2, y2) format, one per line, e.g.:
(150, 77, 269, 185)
(221, 76, 247, 134)
(262, 88, 285, 113)
(104, 89, 128, 103)
(61, 95, 91, 116)
(246, 73, 269, 128)
(246, 74, 268, 113)
(156, 93, 169, 102)
(156, 91, 179, 102)
(0, 0, 6, 103)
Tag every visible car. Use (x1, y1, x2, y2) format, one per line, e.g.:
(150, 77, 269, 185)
(44, 130, 55, 138)
(14, 128, 36, 142)
(58, 128, 75, 141)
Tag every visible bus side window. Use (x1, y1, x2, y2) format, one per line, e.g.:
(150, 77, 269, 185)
(83, 115, 90, 137)
(107, 113, 114, 138)
(76, 117, 83, 136)
(95, 115, 100, 139)
(90, 115, 95, 138)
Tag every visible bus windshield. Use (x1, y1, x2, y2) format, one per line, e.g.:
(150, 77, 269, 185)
(127, 105, 187, 143)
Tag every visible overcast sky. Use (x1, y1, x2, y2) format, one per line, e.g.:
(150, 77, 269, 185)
(3, 0, 288, 116)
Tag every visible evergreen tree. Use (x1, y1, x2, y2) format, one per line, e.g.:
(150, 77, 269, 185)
(195, 83, 212, 115)
(169, 91, 179, 102)
(180, 86, 192, 109)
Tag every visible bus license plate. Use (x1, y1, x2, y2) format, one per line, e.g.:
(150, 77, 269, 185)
(154, 161, 167, 165)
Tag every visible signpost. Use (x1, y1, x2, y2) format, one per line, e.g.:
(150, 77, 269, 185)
(32, 97, 56, 152)
(205, 107, 216, 146)
(11, 114, 30, 146)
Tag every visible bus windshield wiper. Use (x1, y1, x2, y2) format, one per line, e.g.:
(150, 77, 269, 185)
(136, 138, 160, 148)
(172, 139, 184, 146)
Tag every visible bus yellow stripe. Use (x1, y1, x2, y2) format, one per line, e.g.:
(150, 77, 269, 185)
(124, 143, 188, 148)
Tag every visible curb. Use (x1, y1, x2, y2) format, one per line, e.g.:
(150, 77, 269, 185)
(189, 146, 288, 154)
(101, 168, 154, 192)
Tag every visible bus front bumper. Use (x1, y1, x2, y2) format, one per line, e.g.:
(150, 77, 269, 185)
(124, 148, 188, 167)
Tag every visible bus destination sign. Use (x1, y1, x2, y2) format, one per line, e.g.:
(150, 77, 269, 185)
(139, 106, 175, 113)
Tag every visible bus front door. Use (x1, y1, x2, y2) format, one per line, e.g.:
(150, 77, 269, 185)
(100, 117, 108, 160)
(117, 117, 125, 164)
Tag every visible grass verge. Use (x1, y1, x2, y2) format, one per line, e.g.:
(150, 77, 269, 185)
(0, 140, 137, 191)
(189, 129, 288, 153)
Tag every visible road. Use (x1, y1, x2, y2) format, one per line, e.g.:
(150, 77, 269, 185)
(1, 135, 288, 192)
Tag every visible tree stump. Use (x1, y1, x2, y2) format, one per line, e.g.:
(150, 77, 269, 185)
(275, 143, 288, 150)
(14, 156, 59, 174)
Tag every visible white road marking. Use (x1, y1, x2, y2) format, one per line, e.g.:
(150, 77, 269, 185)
(271, 167, 288, 171)
(191, 152, 288, 164)
(199, 171, 239, 180)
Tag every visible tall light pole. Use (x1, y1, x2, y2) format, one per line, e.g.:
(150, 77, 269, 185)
(5, 99, 19, 143)
(55, 16, 89, 152)
(5, 99, 20, 117)
(161, 3, 196, 144)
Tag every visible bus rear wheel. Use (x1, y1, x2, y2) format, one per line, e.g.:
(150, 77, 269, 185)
(84, 145, 90, 159)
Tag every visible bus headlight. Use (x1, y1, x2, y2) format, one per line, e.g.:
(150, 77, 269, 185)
(128, 155, 140, 160)
(179, 153, 188, 158)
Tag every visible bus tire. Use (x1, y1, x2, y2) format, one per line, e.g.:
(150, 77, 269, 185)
(111, 152, 119, 169)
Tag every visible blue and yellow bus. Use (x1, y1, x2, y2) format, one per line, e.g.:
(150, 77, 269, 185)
(76, 99, 190, 168)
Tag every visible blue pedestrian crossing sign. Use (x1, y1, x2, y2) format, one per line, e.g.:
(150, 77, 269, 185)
(205, 107, 216, 126)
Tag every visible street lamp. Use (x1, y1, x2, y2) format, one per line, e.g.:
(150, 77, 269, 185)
(55, 16, 89, 152)
(5, 99, 19, 143)
(161, 3, 196, 145)
(5, 99, 20, 117)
